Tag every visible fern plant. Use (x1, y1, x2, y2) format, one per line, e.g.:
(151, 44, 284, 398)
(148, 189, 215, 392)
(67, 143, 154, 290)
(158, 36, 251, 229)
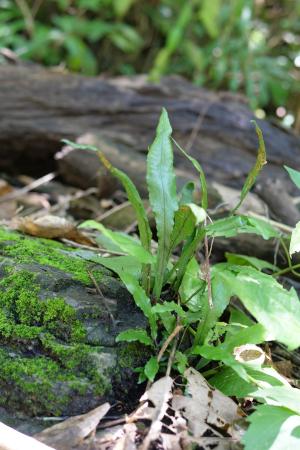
(64, 109, 300, 449)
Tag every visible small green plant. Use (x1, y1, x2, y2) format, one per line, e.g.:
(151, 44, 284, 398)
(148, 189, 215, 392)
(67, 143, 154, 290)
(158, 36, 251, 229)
(65, 109, 300, 449)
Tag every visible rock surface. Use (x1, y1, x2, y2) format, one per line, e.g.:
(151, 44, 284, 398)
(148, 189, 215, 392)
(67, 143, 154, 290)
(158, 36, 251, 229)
(0, 227, 148, 418)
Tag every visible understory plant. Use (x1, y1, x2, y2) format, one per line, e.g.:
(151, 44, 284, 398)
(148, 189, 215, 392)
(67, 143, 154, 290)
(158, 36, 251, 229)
(65, 109, 300, 449)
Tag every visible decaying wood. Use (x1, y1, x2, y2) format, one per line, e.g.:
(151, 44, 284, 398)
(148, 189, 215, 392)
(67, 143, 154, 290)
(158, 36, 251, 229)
(1, 64, 300, 196)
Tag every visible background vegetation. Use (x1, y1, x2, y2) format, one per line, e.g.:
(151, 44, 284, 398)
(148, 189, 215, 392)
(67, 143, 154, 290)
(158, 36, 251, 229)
(1, 0, 300, 124)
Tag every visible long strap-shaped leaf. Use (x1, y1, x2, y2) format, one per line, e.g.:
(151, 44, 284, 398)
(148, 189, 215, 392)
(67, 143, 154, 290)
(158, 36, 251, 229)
(172, 137, 208, 210)
(80, 220, 154, 264)
(62, 139, 152, 252)
(118, 272, 157, 340)
(147, 109, 178, 299)
(62, 139, 153, 292)
(231, 121, 267, 214)
(98, 154, 152, 252)
(97, 154, 153, 293)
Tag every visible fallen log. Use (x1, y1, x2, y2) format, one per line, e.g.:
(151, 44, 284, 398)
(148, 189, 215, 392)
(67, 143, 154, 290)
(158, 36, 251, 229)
(1, 63, 300, 197)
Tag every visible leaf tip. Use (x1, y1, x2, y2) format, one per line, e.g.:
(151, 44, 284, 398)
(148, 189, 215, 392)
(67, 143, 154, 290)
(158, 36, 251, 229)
(157, 108, 172, 134)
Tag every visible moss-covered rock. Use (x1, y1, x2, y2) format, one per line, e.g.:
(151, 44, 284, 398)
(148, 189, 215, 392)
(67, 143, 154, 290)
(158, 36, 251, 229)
(0, 227, 148, 417)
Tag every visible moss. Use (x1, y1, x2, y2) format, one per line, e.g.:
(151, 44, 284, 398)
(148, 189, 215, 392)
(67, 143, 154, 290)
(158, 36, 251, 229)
(0, 270, 86, 342)
(118, 342, 151, 369)
(0, 266, 112, 415)
(0, 347, 109, 415)
(0, 227, 104, 284)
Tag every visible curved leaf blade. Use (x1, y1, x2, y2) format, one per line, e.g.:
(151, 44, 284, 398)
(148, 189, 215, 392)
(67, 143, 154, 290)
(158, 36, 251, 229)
(80, 220, 154, 264)
(97, 153, 152, 253)
(285, 165, 300, 190)
(172, 137, 208, 210)
(217, 265, 300, 350)
(116, 329, 153, 346)
(147, 108, 178, 298)
(170, 203, 206, 252)
(118, 272, 157, 339)
(232, 121, 267, 213)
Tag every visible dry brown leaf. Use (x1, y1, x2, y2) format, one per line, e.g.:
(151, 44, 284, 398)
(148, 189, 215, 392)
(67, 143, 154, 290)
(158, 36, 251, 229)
(0, 179, 13, 196)
(273, 359, 293, 379)
(19, 192, 51, 209)
(34, 403, 110, 450)
(172, 368, 243, 448)
(129, 376, 173, 450)
(15, 214, 94, 245)
(94, 370, 244, 450)
(112, 424, 137, 450)
(0, 179, 17, 219)
(0, 200, 17, 219)
(94, 424, 125, 449)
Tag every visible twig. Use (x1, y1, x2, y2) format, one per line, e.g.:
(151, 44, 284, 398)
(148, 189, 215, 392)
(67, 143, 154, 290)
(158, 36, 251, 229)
(96, 201, 131, 222)
(61, 238, 128, 256)
(166, 318, 181, 377)
(88, 270, 116, 326)
(157, 325, 183, 363)
(0, 172, 56, 204)
(27, 187, 98, 219)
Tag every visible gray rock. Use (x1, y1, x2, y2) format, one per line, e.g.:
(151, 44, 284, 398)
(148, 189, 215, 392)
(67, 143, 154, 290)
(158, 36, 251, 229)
(0, 227, 149, 420)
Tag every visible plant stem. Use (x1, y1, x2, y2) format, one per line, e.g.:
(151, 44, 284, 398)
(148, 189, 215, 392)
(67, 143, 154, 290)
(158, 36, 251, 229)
(272, 263, 300, 278)
(157, 325, 183, 363)
(272, 238, 300, 279)
(169, 227, 205, 291)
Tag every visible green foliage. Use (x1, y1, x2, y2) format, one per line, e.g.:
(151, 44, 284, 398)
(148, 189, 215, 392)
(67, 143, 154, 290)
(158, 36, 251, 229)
(231, 121, 266, 213)
(118, 271, 157, 339)
(172, 138, 208, 210)
(146, 108, 178, 299)
(65, 108, 300, 449)
(243, 405, 300, 450)
(144, 356, 159, 382)
(1, 0, 299, 115)
(211, 264, 300, 350)
(116, 329, 153, 346)
(225, 252, 278, 271)
(285, 166, 300, 190)
(285, 166, 300, 257)
(206, 215, 280, 239)
(79, 220, 154, 264)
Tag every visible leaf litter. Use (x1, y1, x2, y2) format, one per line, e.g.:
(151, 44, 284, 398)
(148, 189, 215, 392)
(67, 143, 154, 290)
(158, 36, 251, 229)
(30, 368, 244, 450)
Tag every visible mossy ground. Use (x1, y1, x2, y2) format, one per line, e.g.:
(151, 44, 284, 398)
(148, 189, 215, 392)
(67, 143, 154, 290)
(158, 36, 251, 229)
(0, 228, 148, 417)
(0, 227, 103, 284)
(0, 229, 115, 416)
